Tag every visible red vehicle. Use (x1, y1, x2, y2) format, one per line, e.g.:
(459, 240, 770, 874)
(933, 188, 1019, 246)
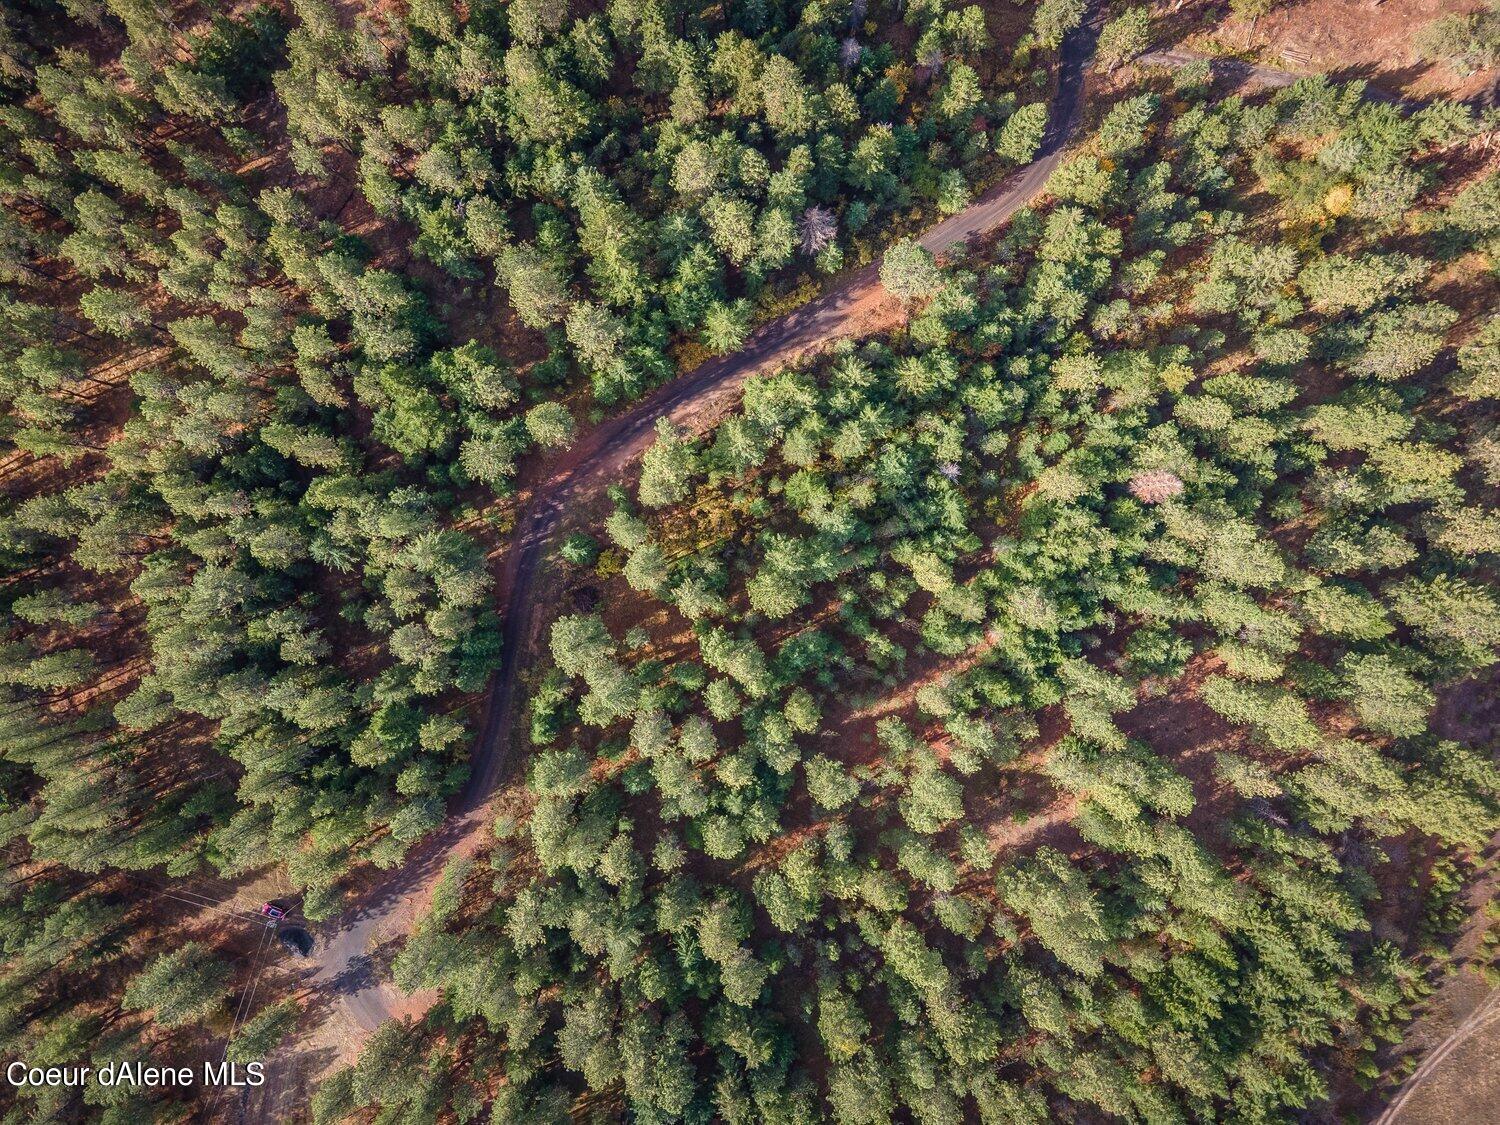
(259, 903, 287, 921)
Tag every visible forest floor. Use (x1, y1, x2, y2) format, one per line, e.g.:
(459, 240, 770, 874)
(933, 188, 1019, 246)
(1364, 669, 1500, 1124)
(1377, 935, 1500, 1124)
(1169, 0, 1499, 103)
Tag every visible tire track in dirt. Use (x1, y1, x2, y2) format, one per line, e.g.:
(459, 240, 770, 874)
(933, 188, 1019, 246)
(1373, 986, 1500, 1125)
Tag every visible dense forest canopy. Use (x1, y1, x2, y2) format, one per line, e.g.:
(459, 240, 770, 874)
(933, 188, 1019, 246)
(0, 0, 1091, 1120)
(0, 0, 1496, 1121)
(333, 58, 1500, 1125)
(0, 0, 1054, 901)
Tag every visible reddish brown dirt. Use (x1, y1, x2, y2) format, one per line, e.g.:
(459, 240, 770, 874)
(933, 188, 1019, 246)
(1172, 0, 1499, 102)
(1371, 860, 1500, 1124)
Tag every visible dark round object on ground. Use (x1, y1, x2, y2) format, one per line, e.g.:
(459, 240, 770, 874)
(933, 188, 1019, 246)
(278, 927, 314, 957)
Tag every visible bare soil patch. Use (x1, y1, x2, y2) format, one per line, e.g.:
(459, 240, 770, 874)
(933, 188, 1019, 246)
(1174, 0, 1499, 102)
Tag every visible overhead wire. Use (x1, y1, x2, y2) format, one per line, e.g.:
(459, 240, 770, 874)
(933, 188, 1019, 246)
(222, 921, 277, 1063)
